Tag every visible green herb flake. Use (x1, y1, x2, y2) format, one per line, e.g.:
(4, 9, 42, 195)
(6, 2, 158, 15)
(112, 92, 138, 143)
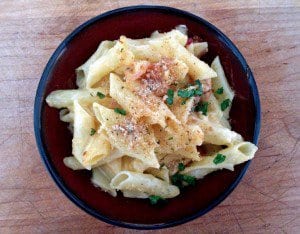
(215, 87, 224, 95)
(114, 108, 126, 115)
(177, 88, 195, 98)
(90, 128, 96, 136)
(221, 99, 231, 111)
(194, 79, 203, 96)
(213, 153, 226, 164)
(171, 173, 183, 188)
(96, 91, 105, 99)
(195, 102, 209, 115)
(149, 195, 165, 205)
(171, 173, 196, 188)
(181, 99, 187, 105)
(195, 79, 201, 87)
(178, 163, 185, 171)
(194, 89, 202, 96)
(182, 174, 196, 186)
(177, 80, 203, 99)
(166, 89, 174, 105)
(168, 137, 173, 140)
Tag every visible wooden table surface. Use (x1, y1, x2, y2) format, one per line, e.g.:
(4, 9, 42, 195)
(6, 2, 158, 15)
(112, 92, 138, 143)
(0, 0, 299, 233)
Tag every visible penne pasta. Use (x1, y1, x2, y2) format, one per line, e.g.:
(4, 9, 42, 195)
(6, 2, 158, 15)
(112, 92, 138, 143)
(93, 103, 160, 169)
(110, 171, 180, 198)
(86, 41, 134, 88)
(192, 115, 242, 145)
(149, 37, 217, 80)
(211, 56, 235, 119)
(46, 88, 108, 109)
(109, 73, 179, 128)
(63, 156, 85, 170)
(72, 100, 95, 169)
(76, 40, 116, 88)
(45, 26, 258, 201)
(182, 141, 257, 179)
(186, 42, 208, 58)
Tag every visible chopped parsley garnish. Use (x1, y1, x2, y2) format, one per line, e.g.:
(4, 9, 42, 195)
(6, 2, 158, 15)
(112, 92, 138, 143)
(181, 99, 187, 105)
(221, 99, 231, 111)
(177, 79, 203, 99)
(114, 108, 126, 115)
(149, 195, 165, 205)
(178, 163, 185, 171)
(168, 137, 173, 140)
(177, 88, 195, 98)
(194, 102, 209, 115)
(213, 153, 226, 164)
(194, 79, 203, 96)
(171, 173, 183, 187)
(182, 174, 196, 186)
(90, 128, 96, 136)
(171, 173, 196, 188)
(96, 91, 105, 99)
(215, 87, 224, 95)
(166, 89, 174, 105)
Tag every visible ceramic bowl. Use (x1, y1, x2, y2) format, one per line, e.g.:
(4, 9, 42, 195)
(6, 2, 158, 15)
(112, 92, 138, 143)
(34, 5, 261, 229)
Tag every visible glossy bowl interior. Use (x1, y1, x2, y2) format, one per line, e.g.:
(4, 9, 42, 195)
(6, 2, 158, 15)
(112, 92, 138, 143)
(34, 5, 260, 229)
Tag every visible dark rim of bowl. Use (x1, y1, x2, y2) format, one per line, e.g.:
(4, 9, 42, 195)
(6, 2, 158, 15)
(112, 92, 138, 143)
(34, 5, 261, 230)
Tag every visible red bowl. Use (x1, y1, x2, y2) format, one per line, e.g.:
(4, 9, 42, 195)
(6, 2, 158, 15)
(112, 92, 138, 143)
(34, 5, 261, 229)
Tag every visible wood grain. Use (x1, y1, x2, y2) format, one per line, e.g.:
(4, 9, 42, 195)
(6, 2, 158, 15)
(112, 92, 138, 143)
(0, 0, 299, 233)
